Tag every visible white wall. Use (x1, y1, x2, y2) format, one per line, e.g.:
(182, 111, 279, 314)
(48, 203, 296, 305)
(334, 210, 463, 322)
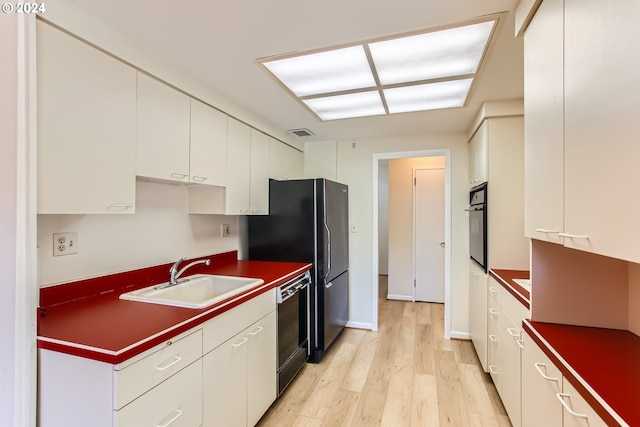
(387, 156, 445, 299)
(317, 135, 469, 335)
(38, 180, 239, 286)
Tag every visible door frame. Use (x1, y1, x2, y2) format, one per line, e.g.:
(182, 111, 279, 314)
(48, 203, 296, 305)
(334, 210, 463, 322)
(371, 149, 451, 336)
(413, 166, 446, 303)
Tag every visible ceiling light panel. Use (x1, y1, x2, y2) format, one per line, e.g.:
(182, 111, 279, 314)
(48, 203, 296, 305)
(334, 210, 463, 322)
(262, 46, 375, 97)
(303, 91, 385, 121)
(368, 21, 495, 85)
(384, 78, 473, 114)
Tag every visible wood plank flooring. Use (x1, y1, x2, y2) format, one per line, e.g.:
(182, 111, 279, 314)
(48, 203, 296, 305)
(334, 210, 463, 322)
(257, 276, 511, 427)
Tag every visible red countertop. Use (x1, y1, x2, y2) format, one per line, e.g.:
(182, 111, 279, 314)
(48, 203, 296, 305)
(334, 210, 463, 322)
(524, 320, 639, 427)
(37, 252, 311, 364)
(489, 268, 530, 309)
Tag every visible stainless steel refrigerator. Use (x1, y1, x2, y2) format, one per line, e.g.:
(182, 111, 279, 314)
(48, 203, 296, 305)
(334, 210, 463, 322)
(248, 178, 349, 363)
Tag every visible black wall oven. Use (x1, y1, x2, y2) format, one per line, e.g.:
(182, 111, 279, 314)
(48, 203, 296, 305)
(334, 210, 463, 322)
(468, 183, 488, 272)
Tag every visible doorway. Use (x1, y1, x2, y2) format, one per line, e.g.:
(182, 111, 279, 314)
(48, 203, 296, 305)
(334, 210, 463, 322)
(372, 150, 451, 336)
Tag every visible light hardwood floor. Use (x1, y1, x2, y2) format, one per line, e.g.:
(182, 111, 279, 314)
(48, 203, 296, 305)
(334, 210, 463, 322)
(257, 276, 511, 427)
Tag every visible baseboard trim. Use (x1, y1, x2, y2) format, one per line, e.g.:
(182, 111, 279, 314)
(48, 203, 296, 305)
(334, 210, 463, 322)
(386, 294, 413, 301)
(346, 321, 373, 330)
(450, 330, 471, 340)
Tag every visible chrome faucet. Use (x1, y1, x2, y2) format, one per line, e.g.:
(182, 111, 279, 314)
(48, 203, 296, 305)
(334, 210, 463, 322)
(155, 257, 211, 289)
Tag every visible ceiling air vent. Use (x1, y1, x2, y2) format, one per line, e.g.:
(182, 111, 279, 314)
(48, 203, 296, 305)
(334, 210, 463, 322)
(288, 128, 315, 137)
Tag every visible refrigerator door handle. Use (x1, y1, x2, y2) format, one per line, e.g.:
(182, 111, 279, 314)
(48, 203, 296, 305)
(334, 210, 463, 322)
(324, 221, 331, 284)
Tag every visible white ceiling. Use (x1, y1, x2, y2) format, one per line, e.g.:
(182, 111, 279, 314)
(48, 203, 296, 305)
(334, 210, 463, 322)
(66, 0, 524, 142)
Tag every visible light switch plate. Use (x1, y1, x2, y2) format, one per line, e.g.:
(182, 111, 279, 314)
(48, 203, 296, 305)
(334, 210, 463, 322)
(221, 224, 231, 237)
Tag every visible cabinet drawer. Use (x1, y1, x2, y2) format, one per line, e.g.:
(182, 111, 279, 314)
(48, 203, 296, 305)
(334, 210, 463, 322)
(203, 289, 276, 354)
(113, 329, 202, 409)
(561, 378, 608, 427)
(115, 359, 203, 427)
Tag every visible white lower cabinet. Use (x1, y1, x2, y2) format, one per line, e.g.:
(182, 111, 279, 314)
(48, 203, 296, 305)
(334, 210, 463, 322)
(522, 333, 607, 427)
(487, 277, 529, 427)
(115, 359, 203, 427)
(203, 311, 277, 427)
(39, 290, 278, 427)
(469, 261, 489, 372)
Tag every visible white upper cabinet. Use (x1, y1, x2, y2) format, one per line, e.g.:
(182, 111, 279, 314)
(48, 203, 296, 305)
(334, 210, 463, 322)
(523, 0, 640, 263)
(190, 99, 227, 187)
(37, 21, 137, 214)
(225, 118, 252, 214)
(523, 0, 564, 244)
(136, 73, 191, 183)
(269, 138, 303, 181)
(249, 129, 270, 215)
(562, 0, 640, 263)
(469, 123, 488, 187)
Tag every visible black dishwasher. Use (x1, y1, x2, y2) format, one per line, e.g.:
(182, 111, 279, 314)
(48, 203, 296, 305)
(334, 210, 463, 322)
(276, 271, 310, 395)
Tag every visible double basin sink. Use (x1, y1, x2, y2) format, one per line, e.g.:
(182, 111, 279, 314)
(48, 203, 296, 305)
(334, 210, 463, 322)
(119, 274, 264, 309)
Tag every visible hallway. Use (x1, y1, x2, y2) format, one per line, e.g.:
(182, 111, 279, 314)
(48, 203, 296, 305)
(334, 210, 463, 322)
(257, 277, 510, 427)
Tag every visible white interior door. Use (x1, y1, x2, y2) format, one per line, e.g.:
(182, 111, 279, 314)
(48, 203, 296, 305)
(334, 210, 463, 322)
(414, 168, 445, 303)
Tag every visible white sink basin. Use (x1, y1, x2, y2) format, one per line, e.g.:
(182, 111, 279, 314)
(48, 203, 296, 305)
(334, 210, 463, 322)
(119, 274, 264, 309)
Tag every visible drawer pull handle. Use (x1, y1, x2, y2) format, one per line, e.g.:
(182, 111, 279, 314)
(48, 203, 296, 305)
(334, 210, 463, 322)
(192, 175, 208, 181)
(534, 363, 559, 383)
(558, 232, 589, 240)
(249, 326, 264, 336)
(556, 393, 588, 419)
(155, 355, 183, 371)
(170, 172, 188, 179)
(157, 409, 183, 427)
(232, 337, 248, 348)
(488, 365, 499, 375)
(488, 308, 499, 316)
(507, 328, 520, 338)
(107, 204, 133, 210)
(489, 287, 498, 294)
(488, 334, 499, 343)
(517, 339, 525, 349)
(535, 228, 560, 234)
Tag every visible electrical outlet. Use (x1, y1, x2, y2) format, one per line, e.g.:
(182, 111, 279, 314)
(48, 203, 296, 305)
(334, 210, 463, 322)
(53, 232, 78, 256)
(221, 224, 231, 237)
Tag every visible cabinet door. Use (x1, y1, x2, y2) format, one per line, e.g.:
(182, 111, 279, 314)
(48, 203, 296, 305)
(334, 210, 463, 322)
(37, 21, 136, 214)
(226, 118, 251, 214)
(560, 378, 608, 427)
(190, 99, 227, 187)
(523, 0, 564, 242)
(500, 313, 522, 427)
(246, 311, 277, 427)
(203, 331, 248, 427)
(521, 333, 562, 427)
(249, 129, 270, 215)
(136, 73, 191, 183)
(269, 138, 303, 180)
(487, 293, 502, 393)
(469, 121, 488, 187)
(469, 262, 488, 372)
(563, 0, 640, 263)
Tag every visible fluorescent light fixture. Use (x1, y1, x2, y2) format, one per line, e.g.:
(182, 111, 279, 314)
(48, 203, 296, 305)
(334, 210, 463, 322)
(262, 46, 375, 97)
(368, 21, 494, 85)
(258, 17, 499, 120)
(303, 91, 385, 121)
(384, 79, 473, 114)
